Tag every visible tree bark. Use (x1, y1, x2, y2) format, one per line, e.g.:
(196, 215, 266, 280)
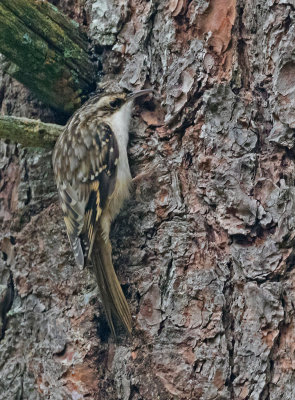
(1, 0, 295, 399)
(0, 0, 96, 114)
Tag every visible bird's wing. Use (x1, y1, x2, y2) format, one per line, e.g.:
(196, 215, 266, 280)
(53, 121, 119, 266)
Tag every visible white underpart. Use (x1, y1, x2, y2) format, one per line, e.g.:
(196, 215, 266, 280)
(100, 101, 133, 238)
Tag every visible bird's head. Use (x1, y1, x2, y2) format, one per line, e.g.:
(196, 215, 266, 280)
(82, 89, 153, 119)
(86, 89, 153, 130)
(65, 89, 153, 136)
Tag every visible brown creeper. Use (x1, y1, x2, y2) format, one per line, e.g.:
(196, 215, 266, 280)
(52, 89, 153, 335)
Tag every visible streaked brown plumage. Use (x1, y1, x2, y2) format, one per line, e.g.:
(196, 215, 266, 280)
(52, 89, 153, 335)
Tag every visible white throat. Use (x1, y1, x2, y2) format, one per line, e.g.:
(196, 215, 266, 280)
(103, 101, 133, 226)
(108, 101, 133, 148)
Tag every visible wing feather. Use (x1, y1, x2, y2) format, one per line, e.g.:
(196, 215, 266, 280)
(53, 121, 119, 266)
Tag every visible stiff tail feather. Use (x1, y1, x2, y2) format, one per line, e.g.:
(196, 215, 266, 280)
(91, 235, 132, 336)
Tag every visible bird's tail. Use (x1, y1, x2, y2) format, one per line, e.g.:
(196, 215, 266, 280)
(90, 234, 132, 336)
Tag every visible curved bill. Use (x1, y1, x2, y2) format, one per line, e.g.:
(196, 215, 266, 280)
(127, 89, 154, 101)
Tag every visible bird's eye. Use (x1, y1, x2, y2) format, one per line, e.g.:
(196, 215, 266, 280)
(109, 98, 123, 109)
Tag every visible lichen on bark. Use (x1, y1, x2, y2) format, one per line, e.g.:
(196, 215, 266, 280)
(0, 116, 62, 148)
(0, 0, 97, 114)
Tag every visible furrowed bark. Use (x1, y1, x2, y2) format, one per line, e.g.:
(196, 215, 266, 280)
(0, 0, 96, 114)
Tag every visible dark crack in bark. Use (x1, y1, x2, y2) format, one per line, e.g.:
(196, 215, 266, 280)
(0, 270, 14, 341)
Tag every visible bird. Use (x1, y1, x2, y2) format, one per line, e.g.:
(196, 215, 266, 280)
(52, 89, 153, 336)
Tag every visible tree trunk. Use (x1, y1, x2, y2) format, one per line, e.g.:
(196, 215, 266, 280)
(1, 0, 295, 399)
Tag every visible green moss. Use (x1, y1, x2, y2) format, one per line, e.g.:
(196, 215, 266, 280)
(0, 1, 96, 113)
(0, 116, 63, 148)
(47, 4, 59, 13)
